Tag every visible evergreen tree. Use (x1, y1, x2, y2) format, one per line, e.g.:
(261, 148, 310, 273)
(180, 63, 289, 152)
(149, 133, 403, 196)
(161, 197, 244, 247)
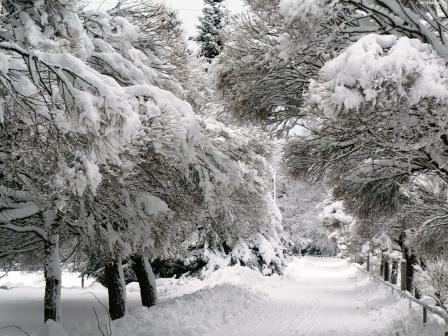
(196, 0, 227, 61)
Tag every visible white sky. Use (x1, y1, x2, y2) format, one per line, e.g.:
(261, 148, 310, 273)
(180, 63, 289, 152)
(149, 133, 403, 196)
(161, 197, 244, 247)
(89, 0, 246, 38)
(165, 0, 245, 38)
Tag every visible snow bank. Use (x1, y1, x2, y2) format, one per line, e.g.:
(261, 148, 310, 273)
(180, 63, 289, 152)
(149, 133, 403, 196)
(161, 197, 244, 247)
(0, 271, 93, 289)
(354, 270, 445, 336)
(88, 286, 264, 336)
(37, 321, 69, 336)
(1, 258, 444, 336)
(71, 265, 272, 336)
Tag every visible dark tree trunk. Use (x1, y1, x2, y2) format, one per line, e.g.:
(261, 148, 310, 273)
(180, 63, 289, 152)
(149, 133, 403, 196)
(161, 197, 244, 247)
(366, 254, 370, 272)
(131, 254, 157, 307)
(410, 254, 421, 299)
(384, 259, 390, 282)
(398, 233, 420, 294)
(391, 260, 398, 285)
(415, 287, 421, 299)
(43, 233, 62, 322)
(414, 257, 426, 299)
(405, 249, 417, 293)
(104, 257, 126, 320)
(380, 253, 385, 276)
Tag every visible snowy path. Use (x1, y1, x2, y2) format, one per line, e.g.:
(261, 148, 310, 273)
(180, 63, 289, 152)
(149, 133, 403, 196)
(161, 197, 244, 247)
(0, 257, 444, 336)
(218, 257, 374, 336)
(106, 257, 443, 336)
(207, 257, 444, 336)
(213, 257, 404, 336)
(93, 257, 444, 336)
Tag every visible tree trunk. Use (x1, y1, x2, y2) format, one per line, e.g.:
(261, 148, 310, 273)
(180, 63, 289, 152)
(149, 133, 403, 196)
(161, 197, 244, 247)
(414, 258, 426, 299)
(409, 253, 421, 299)
(131, 254, 157, 307)
(400, 259, 407, 291)
(384, 258, 390, 282)
(104, 257, 126, 320)
(391, 260, 398, 285)
(405, 249, 417, 293)
(44, 233, 62, 322)
(399, 233, 407, 290)
(380, 253, 385, 277)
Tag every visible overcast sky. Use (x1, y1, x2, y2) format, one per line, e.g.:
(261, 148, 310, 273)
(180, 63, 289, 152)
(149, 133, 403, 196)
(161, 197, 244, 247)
(165, 0, 245, 38)
(89, 0, 245, 38)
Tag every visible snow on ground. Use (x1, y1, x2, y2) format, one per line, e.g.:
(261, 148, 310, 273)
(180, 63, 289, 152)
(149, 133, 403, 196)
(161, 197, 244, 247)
(0, 257, 444, 336)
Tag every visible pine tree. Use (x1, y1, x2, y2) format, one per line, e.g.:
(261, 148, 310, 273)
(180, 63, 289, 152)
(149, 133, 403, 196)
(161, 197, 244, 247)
(196, 0, 227, 61)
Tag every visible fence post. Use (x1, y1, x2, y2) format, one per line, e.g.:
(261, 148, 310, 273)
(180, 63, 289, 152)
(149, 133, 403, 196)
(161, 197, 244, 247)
(423, 307, 427, 324)
(367, 254, 370, 272)
(401, 259, 407, 291)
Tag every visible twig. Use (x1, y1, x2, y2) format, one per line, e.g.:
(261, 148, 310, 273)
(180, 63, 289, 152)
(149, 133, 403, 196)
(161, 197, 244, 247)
(0, 325, 31, 336)
(86, 292, 112, 336)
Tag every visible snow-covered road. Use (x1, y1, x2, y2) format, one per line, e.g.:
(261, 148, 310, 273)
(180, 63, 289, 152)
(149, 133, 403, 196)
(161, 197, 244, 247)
(218, 257, 376, 336)
(89, 257, 444, 336)
(211, 257, 430, 336)
(0, 257, 444, 336)
(153, 257, 437, 336)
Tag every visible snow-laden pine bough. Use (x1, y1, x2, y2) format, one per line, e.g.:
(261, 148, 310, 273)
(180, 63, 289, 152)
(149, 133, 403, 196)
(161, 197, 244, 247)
(215, 0, 448, 134)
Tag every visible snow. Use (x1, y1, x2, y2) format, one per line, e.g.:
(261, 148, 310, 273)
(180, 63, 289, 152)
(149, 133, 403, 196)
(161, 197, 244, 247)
(315, 34, 448, 118)
(82, 158, 102, 194)
(0, 202, 40, 223)
(0, 271, 93, 289)
(257, 234, 276, 267)
(0, 257, 444, 336)
(0, 54, 10, 75)
(12, 76, 38, 97)
(0, 98, 4, 124)
(319, 200, 353, 225)
(137, 194, 170, 216)
(279, 0, 323, 24)
(37, 321, 69, 336)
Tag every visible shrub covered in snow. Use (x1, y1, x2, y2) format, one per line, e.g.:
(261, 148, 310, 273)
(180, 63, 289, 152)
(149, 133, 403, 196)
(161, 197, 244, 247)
(414, 258, 448, 313)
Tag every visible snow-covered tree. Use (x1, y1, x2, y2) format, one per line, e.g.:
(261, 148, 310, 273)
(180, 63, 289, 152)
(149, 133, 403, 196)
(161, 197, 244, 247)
(0, 0, 139, 323)
(397, 175, 448, 258)
(196, 0, 228, 61)
(285, 33, 448, 220)
(275, 166, 332, 256)
(214, 0, 363, 133)
(215, 0, 448, 135)
(282, 32, 448, 289)
(158, 118, 285, 277)
(318, 199, 353, 257)
(341, 0, 448, 58)
(76, 1, 286, 319)
(414, 258, 448, 313)
(75, 6, 204, 318)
